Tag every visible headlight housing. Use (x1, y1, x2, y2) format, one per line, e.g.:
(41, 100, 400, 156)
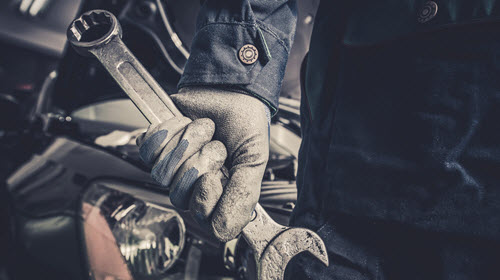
(81, 182, 185, 279)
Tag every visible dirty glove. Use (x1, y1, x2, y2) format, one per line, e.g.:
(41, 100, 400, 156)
(137, 87, 270, 241)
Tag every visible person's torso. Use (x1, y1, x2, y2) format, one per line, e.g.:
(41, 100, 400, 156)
(293, 0, 500, 239)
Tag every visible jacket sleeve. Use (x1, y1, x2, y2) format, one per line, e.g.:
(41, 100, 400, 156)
(177, 0, 297, 115)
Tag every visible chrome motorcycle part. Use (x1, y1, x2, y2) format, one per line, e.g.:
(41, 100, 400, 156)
(184, 242, 203, 280)
(81, 184, 186, 279)
(123, 0, 191, 74)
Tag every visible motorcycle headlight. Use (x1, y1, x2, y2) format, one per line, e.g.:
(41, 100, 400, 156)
(81, 183, 185, 279)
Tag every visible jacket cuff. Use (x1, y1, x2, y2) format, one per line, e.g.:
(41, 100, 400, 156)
(178, 22, 292, 115)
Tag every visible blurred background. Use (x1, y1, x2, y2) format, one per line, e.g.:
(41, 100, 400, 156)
(0, 0, 319, 279)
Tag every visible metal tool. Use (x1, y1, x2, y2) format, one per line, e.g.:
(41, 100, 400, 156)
(67, 10, 329, 280)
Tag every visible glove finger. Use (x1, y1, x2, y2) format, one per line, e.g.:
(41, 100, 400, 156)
(137, 118, 189, 147)
(136, 123, 156, 147)
(169, 140, 226, 209)
(210, 169, 262, 242)
(138, 117, 191, 166)
(151, 118, 215, 188)
(188, 171, 224, 229)
(210, 150, 268, 241)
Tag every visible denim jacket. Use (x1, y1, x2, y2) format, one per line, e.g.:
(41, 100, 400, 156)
(182, 0, 500, 242)
(177, 0, 297, 115)
(296, 0, 500, 242)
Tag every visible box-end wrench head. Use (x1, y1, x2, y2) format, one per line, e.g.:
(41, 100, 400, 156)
(244, 204, 329, 280)
(67, 9, 121, 57)
(67, 9, 182, 124)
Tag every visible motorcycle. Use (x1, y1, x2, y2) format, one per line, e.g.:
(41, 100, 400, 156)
(0, 0, 319, 279)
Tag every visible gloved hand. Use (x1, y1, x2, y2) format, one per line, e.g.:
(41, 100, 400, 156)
(137, 87, 270, 241)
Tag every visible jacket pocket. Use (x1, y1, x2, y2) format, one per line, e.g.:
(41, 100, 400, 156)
(343, 0, 500, 46)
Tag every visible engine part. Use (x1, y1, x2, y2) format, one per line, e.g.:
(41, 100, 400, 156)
(67, 10, 329, 280)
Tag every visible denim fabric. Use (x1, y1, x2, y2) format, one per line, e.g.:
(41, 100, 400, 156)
(293, 25, 500, 242)
(341, 0, 500, 46)
(183, 1, 500, 277)
(305, 0, 500, 122)
(285, 214, 500, 280)
(178, 0, 297, 115)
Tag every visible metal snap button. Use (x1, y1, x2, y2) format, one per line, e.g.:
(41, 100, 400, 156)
(418, 1, 438, 23)
(239, 44, 259, 65)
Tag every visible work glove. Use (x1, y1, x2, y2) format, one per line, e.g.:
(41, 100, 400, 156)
(137, 87, 270, 242)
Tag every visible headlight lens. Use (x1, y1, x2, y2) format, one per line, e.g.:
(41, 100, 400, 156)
(114, 203, 184, 276)
(81, 183, 185, 279)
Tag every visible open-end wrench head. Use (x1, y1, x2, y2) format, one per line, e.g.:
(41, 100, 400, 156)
(259, 228, 329, 280)
(67, 9, 122, 57)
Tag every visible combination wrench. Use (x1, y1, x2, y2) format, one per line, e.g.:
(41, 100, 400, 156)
(67, 10, 328, 280)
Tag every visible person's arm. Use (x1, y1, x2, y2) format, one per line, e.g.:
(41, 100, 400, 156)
(138, 0, 297, 242)
(179, 0, 297, 115)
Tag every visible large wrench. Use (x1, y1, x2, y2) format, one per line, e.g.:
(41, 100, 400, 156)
(67, 10, 329, 280)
